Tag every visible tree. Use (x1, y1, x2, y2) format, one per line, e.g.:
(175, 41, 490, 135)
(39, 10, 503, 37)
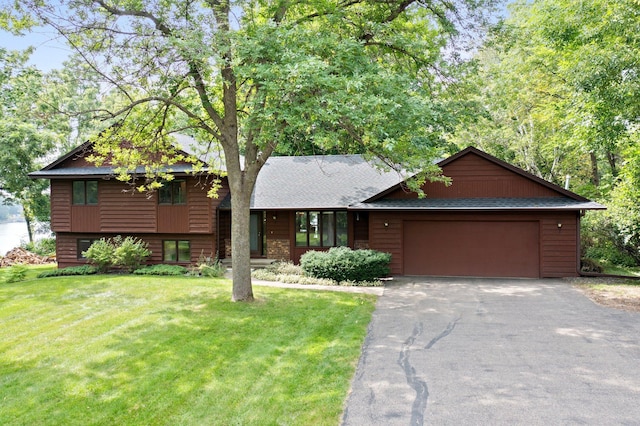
(7, 0, 497, 301)
(0, 48, 58, 242)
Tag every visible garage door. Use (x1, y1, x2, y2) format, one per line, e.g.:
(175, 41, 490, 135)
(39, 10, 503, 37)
(403, 220, 540, 278)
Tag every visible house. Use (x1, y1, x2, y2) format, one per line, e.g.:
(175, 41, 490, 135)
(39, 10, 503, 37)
(31, 135, 605, 278)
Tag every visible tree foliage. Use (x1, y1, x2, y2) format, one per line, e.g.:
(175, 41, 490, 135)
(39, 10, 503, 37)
(0, 48, 57, 241)
(4, 0, 498, 300)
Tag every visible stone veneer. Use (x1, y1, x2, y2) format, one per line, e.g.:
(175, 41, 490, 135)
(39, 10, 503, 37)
(266, 238, 290, 260)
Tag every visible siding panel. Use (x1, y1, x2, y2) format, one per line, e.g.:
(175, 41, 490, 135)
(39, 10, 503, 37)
(99, 184, 157, 232)
(50, 180, 71, 232)
(388, 153, 562, 199)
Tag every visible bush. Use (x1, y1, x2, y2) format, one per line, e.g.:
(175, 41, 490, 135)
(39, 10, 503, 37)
(113, 236, 151, 272)
(4, 265, 27, 283)
(83, 238, 117, 272)
(300, 247, 391, 282)
(38, 265, 98, 278)
(134, 264, 187, 276)
(83, 236, 151, 273)
(581, 211, 639, 267)
(22, 237, 56, 256)
(264, 261, 304, 276)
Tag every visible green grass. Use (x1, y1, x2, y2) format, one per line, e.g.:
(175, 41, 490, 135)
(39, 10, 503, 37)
(0, 270, 376, 425)
(601, 263, 640, 277)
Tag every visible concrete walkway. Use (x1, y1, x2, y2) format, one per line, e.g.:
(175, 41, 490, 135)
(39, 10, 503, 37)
(341, 277, 640, 425)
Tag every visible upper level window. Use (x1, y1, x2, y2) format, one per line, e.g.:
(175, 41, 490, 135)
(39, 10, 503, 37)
(159, 180, 187, 205)
(295, 211, 348, 247)
(72, 181, 98, 205)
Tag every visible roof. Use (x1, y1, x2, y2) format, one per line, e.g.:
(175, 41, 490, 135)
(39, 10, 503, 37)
(29, 164, 199, 179)
(29, 134, 220, 179)
(248, 155, 404, 209)
(350, 197, 606, 211)
(31, 136, 605, 212)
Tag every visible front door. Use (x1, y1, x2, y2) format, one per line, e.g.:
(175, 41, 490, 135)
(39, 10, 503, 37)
(250, 211, 264, 257)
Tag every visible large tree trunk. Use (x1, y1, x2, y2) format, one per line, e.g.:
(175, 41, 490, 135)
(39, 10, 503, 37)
(229, 178, 255, 302)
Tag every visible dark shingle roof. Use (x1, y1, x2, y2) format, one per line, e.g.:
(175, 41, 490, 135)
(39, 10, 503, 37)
(29, 164, 199, 179)
(350, 197, 606, 211)
(249, 155, 404, 209)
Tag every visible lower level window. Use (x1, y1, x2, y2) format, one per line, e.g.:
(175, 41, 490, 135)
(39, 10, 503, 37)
(163, 240, 191, 262)
(77, 239, 96, 260)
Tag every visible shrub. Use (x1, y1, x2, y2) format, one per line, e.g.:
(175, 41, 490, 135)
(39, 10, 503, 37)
(83, 237, 117, 272)
(83, 236, 151, 273)
(134, 264, 187, 276)
(4, 265, 27, 283)
(264, 261, 304, 276)
(300, 247, 391, 282)
(113, 236, 151, 272)
(38, 265, 98, 278)
(22, 237, 56, 256)
(197, 253, 227, 278)
(581, 211, 639, 267)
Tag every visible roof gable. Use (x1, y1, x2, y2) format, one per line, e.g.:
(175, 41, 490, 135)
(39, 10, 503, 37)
(368, 146, 589, 202)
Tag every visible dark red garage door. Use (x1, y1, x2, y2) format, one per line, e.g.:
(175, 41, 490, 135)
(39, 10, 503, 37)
(403, 220, 540, 278)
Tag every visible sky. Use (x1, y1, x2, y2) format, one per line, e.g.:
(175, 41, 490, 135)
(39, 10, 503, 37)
(0, 26, 71, 71)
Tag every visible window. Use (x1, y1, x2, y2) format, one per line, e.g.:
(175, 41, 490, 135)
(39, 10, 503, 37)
(72, 181, 98, 205)
(295, 211, 348, 247)
(77, 239, 96, 259)
(159, 180, 187, 205)
(163, 240, 191, 262)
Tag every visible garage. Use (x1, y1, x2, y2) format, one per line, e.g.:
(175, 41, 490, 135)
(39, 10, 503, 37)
(403, 220, 540, 278)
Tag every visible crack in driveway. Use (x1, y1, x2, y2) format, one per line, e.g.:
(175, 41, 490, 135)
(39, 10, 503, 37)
(398, 317, 461, 425)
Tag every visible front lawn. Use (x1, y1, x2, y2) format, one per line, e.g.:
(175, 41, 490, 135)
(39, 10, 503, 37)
(0, 271, 376, 425)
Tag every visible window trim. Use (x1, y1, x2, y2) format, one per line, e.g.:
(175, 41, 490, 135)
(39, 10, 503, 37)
(295, 210, 348, 248)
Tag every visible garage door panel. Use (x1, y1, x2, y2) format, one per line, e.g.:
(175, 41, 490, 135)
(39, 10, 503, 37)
(404, 220, 539, 278)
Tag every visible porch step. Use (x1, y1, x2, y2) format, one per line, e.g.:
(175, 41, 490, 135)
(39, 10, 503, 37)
(220, 258, 276, 269)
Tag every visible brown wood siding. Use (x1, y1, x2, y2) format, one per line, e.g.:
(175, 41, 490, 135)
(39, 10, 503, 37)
(353, 212, 369, 240)
(188, 180, 213, 233)
(368, 211, 579, 277)
(158, 205, 189, 233)
(540, 213, 579, 277)
(387, 153, 562, 199)
(266, 210, 290, 239)
(55, 233, 216, 268)
(70, 206, 100, 232)
(50, 180, 71, 232)
(99, 184, 157, 232)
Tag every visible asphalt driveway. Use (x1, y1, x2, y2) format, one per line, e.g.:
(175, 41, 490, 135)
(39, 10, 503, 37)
(341, 277, 640, 425)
